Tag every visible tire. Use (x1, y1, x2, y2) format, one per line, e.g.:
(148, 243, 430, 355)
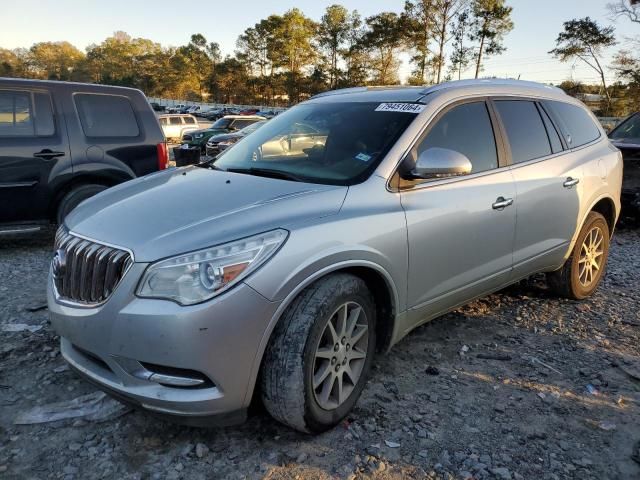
(260, 273, 376, 433)
(56, 184, 108, 224)
(547, 211, 610, 300)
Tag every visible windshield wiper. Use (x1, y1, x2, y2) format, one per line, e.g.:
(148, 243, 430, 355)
(225, 167, 305, 182)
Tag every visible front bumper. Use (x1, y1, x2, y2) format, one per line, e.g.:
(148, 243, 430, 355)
(48, 263, 280, 423)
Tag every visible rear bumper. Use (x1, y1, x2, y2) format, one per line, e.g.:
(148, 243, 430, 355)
(48, 263, 280, 423)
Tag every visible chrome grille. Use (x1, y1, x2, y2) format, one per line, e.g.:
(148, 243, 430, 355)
(53, 228, 133, 305)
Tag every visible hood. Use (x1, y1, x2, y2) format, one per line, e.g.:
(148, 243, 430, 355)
(189, 127, 227, 136)
(65, 167, 348, 262)
(209, 132, 243, 143)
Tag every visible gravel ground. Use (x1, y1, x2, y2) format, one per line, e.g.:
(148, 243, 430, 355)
(1, 227, 640, 480)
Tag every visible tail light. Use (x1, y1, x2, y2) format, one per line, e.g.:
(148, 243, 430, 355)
(157, 142, 168, 170)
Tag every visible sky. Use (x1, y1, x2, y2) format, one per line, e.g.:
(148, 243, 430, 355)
(1, 0, 638, 85)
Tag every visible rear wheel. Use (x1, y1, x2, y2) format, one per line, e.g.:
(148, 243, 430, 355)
(260, 273, 376, 433)
(547, 211, 610, 299)
(56, 184, 108, 224)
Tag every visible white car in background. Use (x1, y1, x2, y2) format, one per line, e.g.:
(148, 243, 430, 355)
(158, 114, 199, 142)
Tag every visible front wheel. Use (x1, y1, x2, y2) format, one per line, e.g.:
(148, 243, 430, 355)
(56, 184, 108, 224)
(260, 273, 376, 433)
(547, 211, 610, 299)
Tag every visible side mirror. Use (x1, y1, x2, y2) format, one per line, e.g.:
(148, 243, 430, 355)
(410, 147, 472, 179)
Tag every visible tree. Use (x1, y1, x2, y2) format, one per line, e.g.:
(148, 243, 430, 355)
(549, 17, 616, 111)
(341, 11, 369, 87)
(0, 48, 28, 77)
(448, 7, 474, 80)
(317, 4, 351, 89)
(28, 41, 85, 80)
(469, 0, 513, 78)
(402, 0, 435, 84)
(363, 12, 404, 85)
(432, 0, 467, 83)
(607, 0, 640, 25)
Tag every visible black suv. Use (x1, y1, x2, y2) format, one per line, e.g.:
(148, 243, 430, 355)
(0, 78, 167, 232)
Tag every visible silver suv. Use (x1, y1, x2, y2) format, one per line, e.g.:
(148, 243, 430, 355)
(48, 80, 622, 433)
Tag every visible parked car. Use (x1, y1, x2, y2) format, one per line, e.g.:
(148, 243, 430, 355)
(255, 109, 278, 119)
(181, 115, 265, 152)
(158, 114, 199, 142)
(609, 112, 640, 216)
(149, 102, 165, 112)
(167, 104, 186, 113)
(0, 78, 168, 231)
(205, 120, 267, 157)
(238, 108, 259, 116)
(205, 107, 239, 121)
(48, 79, 621, 433)
(195, 107, 217, 118)
(186, 105, 202, 115)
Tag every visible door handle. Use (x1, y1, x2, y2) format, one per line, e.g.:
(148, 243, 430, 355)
(492, 197, 513, 210)
(33, 149, 65, 160)
(563, 177, 580, 188)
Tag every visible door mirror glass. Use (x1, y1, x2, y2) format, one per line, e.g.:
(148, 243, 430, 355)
(411, 147, 472, 179)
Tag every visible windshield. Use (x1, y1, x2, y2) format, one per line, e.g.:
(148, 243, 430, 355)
(610, 113, 640, 143)
(211, 118, 232, 129)
(213, 102, 418, 185)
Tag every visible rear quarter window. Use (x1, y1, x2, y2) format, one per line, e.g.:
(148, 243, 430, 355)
(547, 101, 600, 148)
(74, 93, 139, 137)
(183, 117, 196, 124)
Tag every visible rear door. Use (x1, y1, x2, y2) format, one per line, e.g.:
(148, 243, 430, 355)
(0, 88, 69, 223)
(492, 99, 582, 278)
(65, 89, 161, 178)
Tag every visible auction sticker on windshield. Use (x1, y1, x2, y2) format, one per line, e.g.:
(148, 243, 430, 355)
(375, 103, 426, 114)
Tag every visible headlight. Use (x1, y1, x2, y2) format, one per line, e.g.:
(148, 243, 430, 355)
(194, 133, 204, 139)
(137, 229, 288, 305)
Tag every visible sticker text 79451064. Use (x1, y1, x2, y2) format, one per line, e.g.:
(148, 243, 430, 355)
(375, 103, 426, 114)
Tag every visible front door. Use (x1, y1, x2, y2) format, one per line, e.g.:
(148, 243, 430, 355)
(399, 100, 516, 330)
(0, 88, 69, 224)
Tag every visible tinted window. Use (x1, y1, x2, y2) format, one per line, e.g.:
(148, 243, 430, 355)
(183, 117, 196, 124)
(610, 113, 640, 143)
(33, 92, 55, 136)
(495, 100, 551, 163)
(0, 91, 34, 136)
(159, 117, 168, 125)
(548, 101, 600, 148)
(74, 94, 139, 137)
(169, 117, 181, 125)
(212, 118, 232, 129)
(232, 119, 257, 129)
(417, 102, 498, 173)
(539, 105, 563, 153)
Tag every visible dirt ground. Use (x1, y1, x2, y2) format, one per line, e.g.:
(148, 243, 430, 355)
(1, 227, 639, 480)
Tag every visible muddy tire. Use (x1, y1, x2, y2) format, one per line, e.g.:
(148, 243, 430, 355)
(547, 211, 610, 300)
(260, 273, 376, 433)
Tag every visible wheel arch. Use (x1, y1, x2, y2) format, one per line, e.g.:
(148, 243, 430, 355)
(49, 171, 134, 222)
(243, 260, 400, 407)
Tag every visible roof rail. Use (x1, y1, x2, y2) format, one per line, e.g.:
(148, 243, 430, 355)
(419, 78, 566, 96)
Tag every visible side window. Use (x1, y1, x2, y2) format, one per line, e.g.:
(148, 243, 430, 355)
(538, 105, 563, 154)
(33, 92, 55, 136)
(547, 101, 600, 148)
(169, 117, 181, 125)
(74, 93, 139, 137)
(183, 117, 196, 124)
(494, 100, 551, 163)
(0, 90, 34, 136)
(159, 117, 168, 126)
(417, 101, 498, 174)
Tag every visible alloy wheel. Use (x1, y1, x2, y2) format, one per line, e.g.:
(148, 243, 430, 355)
(578, 226, 604, 287)
(312, 301, 369, 410)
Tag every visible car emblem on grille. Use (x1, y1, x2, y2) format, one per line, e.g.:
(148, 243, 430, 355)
(52, 249, 67, 280)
